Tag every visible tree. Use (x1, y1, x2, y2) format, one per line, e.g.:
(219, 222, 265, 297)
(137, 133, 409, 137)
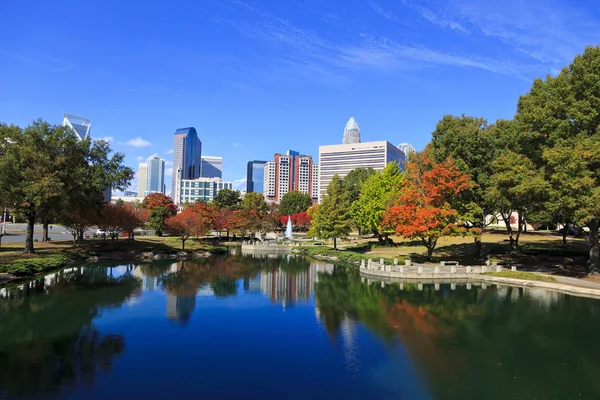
(0, 120, 132, 253)
(147, 206, 174, 237)
(279, 191, 313, 216)
(242, 191, 268, 213)
(213, 188, 242, 210)
(488, 151, 548, 250)
(351, 162, 404, 243)
(142, 193, 177, 214)
(383, 149, 470, 260)
(213, 208, 234, 240)
(310, 175, 352, 249)
(341, 167, 375, 204)
(164, 209, 197, 250)
(187, 202, 215, 238)
(516, 46, 600, 273)
(430, 114, 498, 257)
(142, 193, 177, 237)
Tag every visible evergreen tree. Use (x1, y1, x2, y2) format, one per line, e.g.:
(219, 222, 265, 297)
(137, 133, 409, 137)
(311, 175, 352, 249)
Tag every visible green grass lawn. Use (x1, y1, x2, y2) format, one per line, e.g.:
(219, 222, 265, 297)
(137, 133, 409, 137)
(483, 271, 556, 281)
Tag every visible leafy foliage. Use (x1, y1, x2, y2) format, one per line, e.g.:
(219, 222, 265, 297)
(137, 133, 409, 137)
(383, 149, 470, 260)
(279, 191, 313, 216)
(310, 175, 352, 249)
(213, 188, 242, 210)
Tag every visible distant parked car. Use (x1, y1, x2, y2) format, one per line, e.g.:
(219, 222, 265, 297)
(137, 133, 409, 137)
(96, 229, 107, 235)
(557, 226, 586, 237)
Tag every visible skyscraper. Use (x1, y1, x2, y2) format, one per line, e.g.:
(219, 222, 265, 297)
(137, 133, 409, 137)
(342, 117, 360, 144)
(63, 113, 91, 140)
(397, 143, 416, 158)
(137, 162, 147, 197)
(145, 155, 165, 195)
(263, 152, 318, 203)
(172, 127, 201, 196)
(247, 160, 267, 193)
(200, 156, 222, 179)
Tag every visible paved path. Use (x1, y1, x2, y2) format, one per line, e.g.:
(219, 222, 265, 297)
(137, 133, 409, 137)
(544, 274, 600, 290)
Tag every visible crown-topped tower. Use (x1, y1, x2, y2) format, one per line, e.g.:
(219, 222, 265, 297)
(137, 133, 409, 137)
(342, 117, 361, 144)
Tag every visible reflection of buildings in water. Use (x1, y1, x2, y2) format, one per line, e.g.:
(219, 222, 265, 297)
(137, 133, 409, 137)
(133, 266, 158, 291)
(243, 276, 262, 293)
(260, 260, 334, 307)
(166, 292, 196, 323)
(340, 316, 360, 377)
(196, 282, 214, 297)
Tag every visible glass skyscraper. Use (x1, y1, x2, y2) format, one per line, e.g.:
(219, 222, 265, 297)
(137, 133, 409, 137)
(172, 127, 201, 196)
(246, 160, 267, 193)
(145, 155, 165, 195)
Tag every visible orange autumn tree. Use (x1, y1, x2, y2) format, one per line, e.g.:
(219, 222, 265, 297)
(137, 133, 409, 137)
(164, 208, 198, 250)
(383, 148, 471, 260)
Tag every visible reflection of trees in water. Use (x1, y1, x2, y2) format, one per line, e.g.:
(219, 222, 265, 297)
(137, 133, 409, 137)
(315, 268, 600, 399)
(0, 267, 140, 398)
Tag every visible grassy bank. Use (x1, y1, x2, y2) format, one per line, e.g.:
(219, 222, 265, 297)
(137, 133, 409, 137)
(0, 237, 229, 281)
(483, 271, 556, 281)
(297, 245, 402, 266)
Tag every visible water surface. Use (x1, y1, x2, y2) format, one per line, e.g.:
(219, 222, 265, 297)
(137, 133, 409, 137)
(1, 252, 599, 399)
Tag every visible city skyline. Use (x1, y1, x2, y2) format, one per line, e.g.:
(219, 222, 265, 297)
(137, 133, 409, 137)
(3, 1, 598, 194)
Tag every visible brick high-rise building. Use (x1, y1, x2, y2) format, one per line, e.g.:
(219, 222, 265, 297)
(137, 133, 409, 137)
(263, 150, 318, 203)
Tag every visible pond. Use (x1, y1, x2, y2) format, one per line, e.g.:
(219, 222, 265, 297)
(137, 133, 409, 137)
(1, 251, 600, 399)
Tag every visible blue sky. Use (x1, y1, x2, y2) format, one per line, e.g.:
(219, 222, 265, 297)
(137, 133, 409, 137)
(1, 0, 598, 194)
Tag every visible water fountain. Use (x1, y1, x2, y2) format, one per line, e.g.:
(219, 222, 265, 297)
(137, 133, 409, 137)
(285, 215, 293, 239)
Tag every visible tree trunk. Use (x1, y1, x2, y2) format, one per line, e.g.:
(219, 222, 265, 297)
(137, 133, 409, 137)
(333, 237, 337, 250)
(474, 236, 482, 259)
(24, 211, 36, 254)
(562, 223, 569, 244)
(588, 219, 600, 275)
(182, 239, 186, 250)
(501, 212, 515, 250)
(375, 230, 384, 243)
(42, 220, 49, 242)
(515, 213, 524, 250)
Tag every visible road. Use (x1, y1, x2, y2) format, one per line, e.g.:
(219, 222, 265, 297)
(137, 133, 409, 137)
(0, 223, 92, 243)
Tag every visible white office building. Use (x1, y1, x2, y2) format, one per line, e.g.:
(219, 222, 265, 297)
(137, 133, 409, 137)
(173, 167, 233, 205)
(201, 156, 223, 179)
(63, 113, 91, 140)
(318, 141, 405, 203)
(263, 161, 276, 198)
(397, 143, 416, 158)
(137, 162, 147, 197)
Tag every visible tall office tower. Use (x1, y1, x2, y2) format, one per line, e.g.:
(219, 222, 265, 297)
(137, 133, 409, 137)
(247, 160, 267, 193)
(318, 141, 405, 203)
(137, 162, 148, 197)
(397, 143, 416, 158)
(172, 127, 201, 197)
(145, 155, 165, 195)
(263, 152, 317, 203)
(263, 161, 276, 198)
(342, 117, 361, 144)
(200, 156, 223, 179)
(63, 113, 91, 140)
(312, 164, 319, 201)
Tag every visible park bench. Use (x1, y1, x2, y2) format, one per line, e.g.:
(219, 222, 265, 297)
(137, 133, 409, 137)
(440, 261, 459, 266)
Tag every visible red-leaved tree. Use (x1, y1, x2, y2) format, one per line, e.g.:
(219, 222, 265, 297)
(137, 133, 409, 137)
(382, 148, 471, 260)
(142, 193, 178, 214)
(164, 208, 196, 250)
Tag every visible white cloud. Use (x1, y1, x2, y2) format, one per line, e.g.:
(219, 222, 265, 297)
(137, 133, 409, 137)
(166, 160, 173, 166)
(165, 148, 174, 154)
(165, 167, 173, 176)
(370, 3, 399, 22)
(232, 142, 242, 147)
(136, 156, 145, 163)
(125, 136, 152, 147)
(232, 178, 247, 190)
(96, 136, 114, 143)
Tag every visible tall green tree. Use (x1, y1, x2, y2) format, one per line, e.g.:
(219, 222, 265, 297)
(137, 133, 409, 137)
(351, 162, 403, 243)
(516, 45, 600, 273)
(488, 151, 548, 250)
(213, 188, 242, 210)
(430, 114, 497, 257)
(310, 174, 352, 249)
(279, 191, 312, 216)
(0, 120, 132, 253)
(341, 168, 375, 204)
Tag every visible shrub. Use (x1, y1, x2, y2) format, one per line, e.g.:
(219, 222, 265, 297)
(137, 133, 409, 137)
(0, 255, 71, 276)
